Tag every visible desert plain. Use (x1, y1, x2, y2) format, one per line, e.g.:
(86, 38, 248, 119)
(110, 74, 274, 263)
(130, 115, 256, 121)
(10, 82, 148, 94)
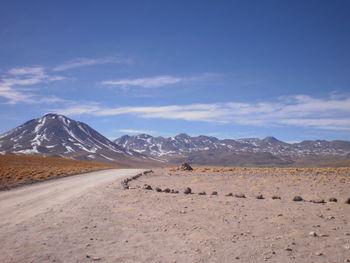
(0, 165, 349, 263)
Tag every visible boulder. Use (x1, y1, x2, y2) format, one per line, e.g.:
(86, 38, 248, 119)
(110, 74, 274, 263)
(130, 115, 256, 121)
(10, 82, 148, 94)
(178, 163, 193, 171)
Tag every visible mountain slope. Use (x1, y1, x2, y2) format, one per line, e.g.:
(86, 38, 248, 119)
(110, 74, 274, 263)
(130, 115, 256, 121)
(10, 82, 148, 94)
(0, 114, 154, 166)
(115, 134, 350, 167)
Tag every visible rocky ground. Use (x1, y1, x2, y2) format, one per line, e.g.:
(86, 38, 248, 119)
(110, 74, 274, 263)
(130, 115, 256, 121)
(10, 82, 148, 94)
(126, 167, 350, 262)
(0, 167, 349, 262)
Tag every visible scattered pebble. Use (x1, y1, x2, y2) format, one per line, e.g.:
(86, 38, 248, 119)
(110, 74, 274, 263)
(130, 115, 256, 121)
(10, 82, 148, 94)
(155, 187, 162, 192)
(329, 197, 337, 202)
(343, 244, 350, 250)
(272, 196, 281, 200)
(293, 196, 303, 202)
(198, 191, 206, 195)
(143, 184, 152, 190)
(184, 187, 192, 194)
(211, 191, 218, 195)
(256, 194, 264, 199)
(235, 193, 246, 198)
(309, 231, 318, 237)
(226, 193, 233, 197)
(310, 199, 325, 204)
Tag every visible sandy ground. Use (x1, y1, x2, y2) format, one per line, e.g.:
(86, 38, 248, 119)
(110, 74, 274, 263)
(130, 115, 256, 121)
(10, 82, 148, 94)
(0, 168, 349, 262)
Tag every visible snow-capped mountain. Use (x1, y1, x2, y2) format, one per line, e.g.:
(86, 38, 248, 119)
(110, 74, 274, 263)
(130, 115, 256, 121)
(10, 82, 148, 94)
(0, 114, 146, 165)
(1, 114, 350, 167)
(115, 133, 350, 166)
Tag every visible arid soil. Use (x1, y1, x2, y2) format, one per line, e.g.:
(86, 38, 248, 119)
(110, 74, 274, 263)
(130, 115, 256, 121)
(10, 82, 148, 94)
(0, 167, 349, 262)
(0, 154, 121, 190)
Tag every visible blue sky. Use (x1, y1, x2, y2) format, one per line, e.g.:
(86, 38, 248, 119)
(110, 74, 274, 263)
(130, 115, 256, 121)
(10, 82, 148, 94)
(1, 0, 350, 142)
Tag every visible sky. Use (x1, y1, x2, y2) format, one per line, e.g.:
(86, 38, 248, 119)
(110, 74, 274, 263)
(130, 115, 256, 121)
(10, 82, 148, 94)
(1, 0, 350, 142)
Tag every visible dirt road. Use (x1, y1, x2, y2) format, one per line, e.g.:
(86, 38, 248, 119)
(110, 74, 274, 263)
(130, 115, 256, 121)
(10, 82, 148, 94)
(0, 169, 142, 228)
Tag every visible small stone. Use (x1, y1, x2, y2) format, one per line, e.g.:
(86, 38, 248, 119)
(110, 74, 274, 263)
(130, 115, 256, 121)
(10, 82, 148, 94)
(345, 198, 350, 204)
(310, 199, 325, 204)
(315, 252, 323, 256)
(163, 188, 171, 193)
(155, 187, 162, 192)
(293, 196, 303, 202)
(272, 196, 281, 200)
(329, 197, 337, 202)
(256, 194, 264, 199)
(184, 187, 192, 194)
(198, 191, 206, 195)
(309, 231, 318, 237)
(143, 184, 152, 190)
(211, 191, 218, 195)
(226, 193, 233, 197)
(235, 193, 246, 198)
(285, 248, 293, 251)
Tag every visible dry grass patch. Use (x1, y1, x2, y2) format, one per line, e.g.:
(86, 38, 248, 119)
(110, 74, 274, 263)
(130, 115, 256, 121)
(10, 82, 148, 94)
(0, 154, 122, 189)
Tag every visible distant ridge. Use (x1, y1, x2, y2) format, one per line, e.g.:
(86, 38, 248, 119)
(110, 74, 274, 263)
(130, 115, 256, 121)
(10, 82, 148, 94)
(115, 134, 350, 167)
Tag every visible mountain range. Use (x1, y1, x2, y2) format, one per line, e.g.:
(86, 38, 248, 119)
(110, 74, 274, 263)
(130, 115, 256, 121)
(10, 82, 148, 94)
(1, 113, 350, 167)
(115, 133, 350, 167)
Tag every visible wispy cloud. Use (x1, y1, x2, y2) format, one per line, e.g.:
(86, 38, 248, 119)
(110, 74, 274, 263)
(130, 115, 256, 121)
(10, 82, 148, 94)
(102, 75, 185, 88)
(52, 95, 350, 131)
(0, 66, 65, 104)
(115, 129, 156, 134)
(53, 56, 129, 71)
